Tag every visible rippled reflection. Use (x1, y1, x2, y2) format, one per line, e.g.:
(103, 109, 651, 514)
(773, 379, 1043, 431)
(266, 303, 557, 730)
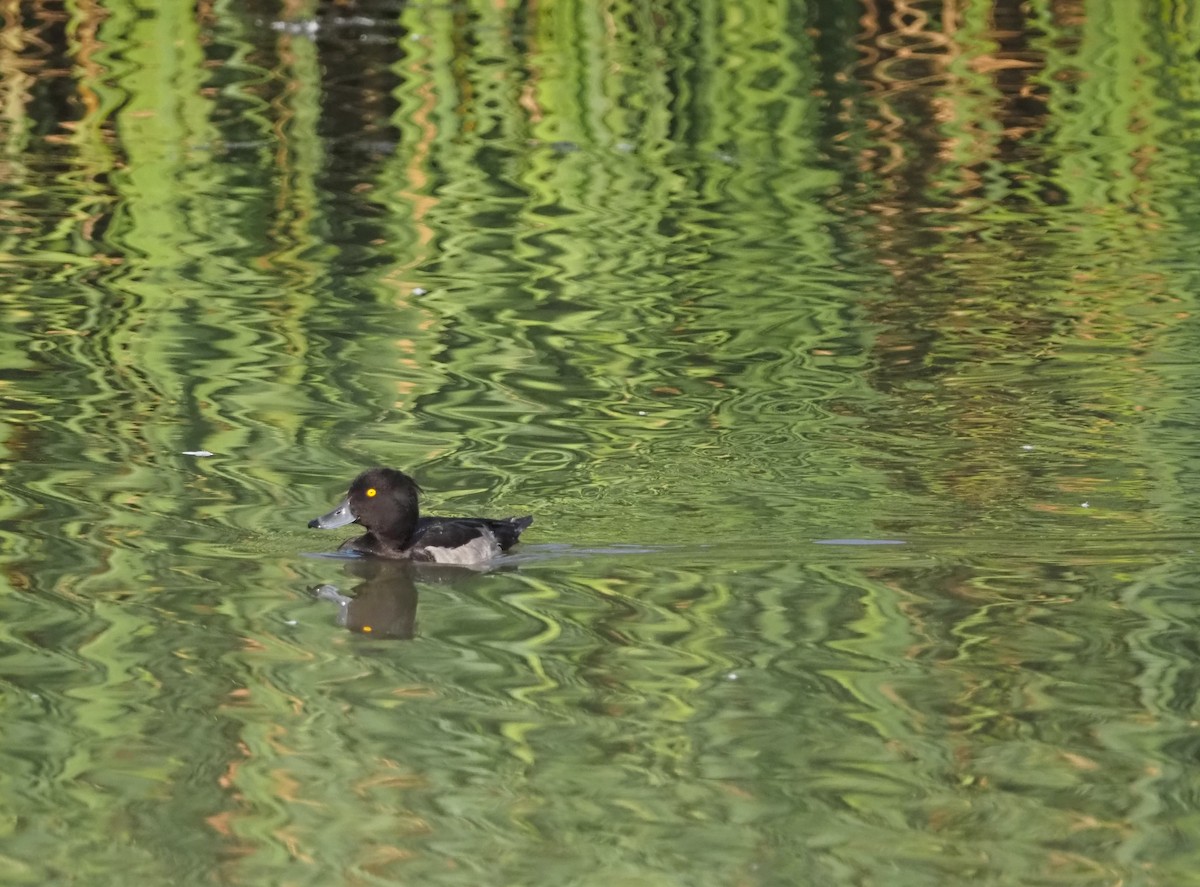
(1, 0, 1200, 884)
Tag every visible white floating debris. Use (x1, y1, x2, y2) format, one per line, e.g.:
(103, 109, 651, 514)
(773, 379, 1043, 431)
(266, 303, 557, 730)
(1021, 445, 1035, 451)
(725, 672, 739, 681)
(412, 287, 428, 296)
(182, 450, 214, 457)
(637, 411, 646, 416)
(1081, 502, 1090, 508)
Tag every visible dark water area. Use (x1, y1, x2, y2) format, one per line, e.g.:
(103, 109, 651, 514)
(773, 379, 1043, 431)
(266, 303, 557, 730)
(2, 0, 1200, 883)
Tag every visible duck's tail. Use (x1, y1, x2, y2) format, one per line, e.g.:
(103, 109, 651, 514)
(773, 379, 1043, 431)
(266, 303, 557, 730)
(493, 515, 533, 551)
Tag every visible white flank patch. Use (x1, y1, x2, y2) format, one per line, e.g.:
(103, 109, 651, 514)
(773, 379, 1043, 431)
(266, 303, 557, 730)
(425, 529, 499, 565)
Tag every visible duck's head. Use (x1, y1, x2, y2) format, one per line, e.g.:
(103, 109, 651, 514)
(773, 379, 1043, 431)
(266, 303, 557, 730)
(308, 467, 422, 543)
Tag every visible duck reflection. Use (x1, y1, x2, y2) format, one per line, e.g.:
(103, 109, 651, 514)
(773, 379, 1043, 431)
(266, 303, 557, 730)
(314, 559, 419, 639)
(312, 558, 508, 640)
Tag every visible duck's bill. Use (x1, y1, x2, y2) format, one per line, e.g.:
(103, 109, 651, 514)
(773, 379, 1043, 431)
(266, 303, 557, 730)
(308, 498, 358, 529)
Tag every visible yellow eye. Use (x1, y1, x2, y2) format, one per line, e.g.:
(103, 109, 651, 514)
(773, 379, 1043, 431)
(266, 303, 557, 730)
(366, 488, 377, 498)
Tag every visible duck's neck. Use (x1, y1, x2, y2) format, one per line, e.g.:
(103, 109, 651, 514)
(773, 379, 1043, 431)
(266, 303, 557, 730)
(383, 490, 421, 549)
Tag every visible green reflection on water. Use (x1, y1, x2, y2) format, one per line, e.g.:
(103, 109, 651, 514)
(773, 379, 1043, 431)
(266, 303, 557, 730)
(2, 0, 1200, 884)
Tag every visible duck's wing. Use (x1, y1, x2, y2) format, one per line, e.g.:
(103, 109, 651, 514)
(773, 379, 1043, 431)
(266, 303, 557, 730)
(414, 516, 533, 559)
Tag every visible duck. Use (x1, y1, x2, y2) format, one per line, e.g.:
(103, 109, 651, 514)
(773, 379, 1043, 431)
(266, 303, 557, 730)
(308, 467, 533, 564)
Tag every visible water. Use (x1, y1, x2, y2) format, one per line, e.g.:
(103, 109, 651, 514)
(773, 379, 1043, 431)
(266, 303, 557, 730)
(2, 0, 1200, 883)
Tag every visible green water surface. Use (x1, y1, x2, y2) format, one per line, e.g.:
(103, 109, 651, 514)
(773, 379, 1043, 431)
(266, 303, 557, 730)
(2, 1, 1200, 884)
